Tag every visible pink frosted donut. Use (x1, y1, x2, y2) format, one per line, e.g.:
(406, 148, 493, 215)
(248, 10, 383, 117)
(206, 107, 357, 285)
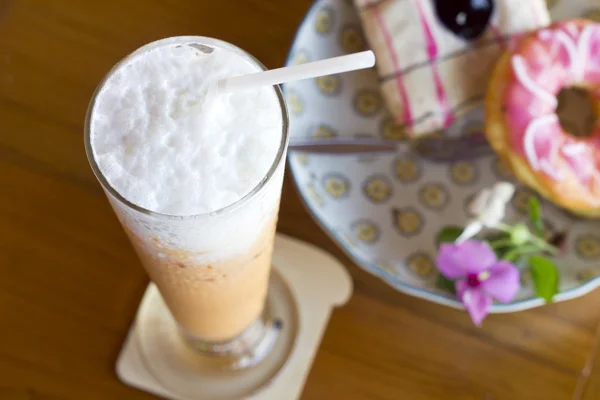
(486, 19, 600, 217)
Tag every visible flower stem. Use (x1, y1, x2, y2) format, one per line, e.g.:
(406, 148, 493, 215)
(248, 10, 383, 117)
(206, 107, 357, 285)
(529, 235, 558, 255)
(493, 222, 558, 255)
(489, 238, 512, 249)
(494, 222, 513, 233)
(503, 245, 541, 262)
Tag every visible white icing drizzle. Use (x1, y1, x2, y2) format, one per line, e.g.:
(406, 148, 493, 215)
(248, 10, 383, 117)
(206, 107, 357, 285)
(577, 25, 594, 79)
(562, 142, 587, 156)
(511, 55, 558, 107)
(538, 26, 583, 80)
(566, 22, 579, 38)
(538, 29, 551, 40)
(555, 30, 582, 79)
(523, 114, 563, 180)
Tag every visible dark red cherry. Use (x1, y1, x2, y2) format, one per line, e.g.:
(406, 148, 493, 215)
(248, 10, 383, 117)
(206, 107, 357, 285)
(433, 0, 495, 41)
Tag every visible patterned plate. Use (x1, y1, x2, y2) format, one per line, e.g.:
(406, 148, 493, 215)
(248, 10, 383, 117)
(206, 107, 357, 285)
(284, 0, 600, 312)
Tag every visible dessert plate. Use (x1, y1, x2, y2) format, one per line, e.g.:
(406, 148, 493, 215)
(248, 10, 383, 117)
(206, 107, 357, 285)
(284, 0, 600, 312)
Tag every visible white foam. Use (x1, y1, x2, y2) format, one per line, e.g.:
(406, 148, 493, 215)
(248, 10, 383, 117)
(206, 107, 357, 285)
(90, 39, 285, 261)
(91, 42, 282, 216)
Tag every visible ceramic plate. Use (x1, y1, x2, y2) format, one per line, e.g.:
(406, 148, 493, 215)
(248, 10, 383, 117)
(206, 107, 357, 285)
(284, 0, 600, 312)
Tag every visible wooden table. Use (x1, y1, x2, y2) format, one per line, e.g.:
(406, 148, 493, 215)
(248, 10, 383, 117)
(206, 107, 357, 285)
(1, 1, 600, 399)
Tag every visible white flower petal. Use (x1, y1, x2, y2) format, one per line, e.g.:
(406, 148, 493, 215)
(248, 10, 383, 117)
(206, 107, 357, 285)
(457, 183, 515, 242)
(457, 221, 483, 243)
(481, 200, 506, 227)
(492, 182, 516, 203)
(470, 189, 491, 215)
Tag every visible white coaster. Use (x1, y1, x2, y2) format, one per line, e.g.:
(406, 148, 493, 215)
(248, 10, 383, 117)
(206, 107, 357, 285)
(116, 233, 353, 400)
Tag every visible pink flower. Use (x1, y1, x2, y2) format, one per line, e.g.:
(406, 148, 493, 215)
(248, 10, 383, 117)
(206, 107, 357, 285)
(436, 240, 520, 326)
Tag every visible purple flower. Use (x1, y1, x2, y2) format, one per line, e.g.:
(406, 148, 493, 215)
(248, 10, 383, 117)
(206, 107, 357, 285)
(436, 240, 520, 326)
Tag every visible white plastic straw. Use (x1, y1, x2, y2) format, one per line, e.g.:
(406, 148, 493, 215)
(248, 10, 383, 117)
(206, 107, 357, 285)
(217, 50, 375, 92)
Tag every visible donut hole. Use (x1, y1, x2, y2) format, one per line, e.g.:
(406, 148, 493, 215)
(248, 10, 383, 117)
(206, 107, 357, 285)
(555, 86, 596, 138)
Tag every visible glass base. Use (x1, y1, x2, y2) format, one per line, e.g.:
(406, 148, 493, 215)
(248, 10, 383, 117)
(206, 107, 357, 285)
(135, 269, 299, 399)
(180, 317, 283, 369)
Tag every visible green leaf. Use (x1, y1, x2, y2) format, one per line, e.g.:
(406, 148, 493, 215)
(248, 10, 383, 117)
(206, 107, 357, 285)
(436, 274, 456, 295)
(436, 226, 464, 246)
(528, 197, 544, 238)
(528, 255, 559, 303)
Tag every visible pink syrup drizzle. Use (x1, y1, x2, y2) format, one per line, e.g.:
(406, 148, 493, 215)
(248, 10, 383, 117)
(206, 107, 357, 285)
(373, 3, 413, 126)
(415, 0, 453, 128)
(507, 22, 600, 187)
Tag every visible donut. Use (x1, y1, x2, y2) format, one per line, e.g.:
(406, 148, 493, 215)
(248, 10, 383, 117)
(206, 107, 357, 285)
(485, 19, 600, 218)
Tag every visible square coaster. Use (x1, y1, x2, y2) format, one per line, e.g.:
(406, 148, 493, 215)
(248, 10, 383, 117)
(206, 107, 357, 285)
(116, 233, 352, 400)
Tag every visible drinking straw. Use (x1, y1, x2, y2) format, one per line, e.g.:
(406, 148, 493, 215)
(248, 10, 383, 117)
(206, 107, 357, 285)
(217, 50, 375, 92)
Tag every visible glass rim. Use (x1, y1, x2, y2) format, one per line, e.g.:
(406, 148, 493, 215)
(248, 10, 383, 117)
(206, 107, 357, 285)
(84, 36, 290, 221)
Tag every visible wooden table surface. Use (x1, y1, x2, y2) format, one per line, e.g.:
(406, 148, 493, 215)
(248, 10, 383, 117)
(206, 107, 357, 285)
(1, 0, 600, 399)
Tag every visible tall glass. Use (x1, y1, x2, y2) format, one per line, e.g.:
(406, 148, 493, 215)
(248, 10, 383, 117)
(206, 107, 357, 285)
(84, 37, 289, 368)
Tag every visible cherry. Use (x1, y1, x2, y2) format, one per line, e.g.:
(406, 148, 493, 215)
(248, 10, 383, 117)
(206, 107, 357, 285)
(433, 0, 495, 41)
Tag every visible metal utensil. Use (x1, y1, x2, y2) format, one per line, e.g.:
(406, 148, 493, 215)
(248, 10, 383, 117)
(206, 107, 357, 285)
(288, 133, 494, 163)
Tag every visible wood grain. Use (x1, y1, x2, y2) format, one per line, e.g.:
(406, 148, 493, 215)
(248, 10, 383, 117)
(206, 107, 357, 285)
(581, 325, 600, 400)
(1, 0, 600, 399)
